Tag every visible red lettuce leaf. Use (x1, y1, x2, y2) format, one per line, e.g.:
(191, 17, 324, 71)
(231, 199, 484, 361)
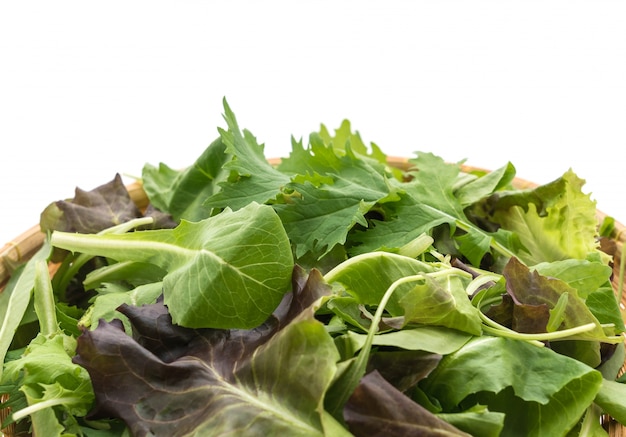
(73, 266, 337, 436)
(344, 370, 470, 436)
(40, 173, 176, 235)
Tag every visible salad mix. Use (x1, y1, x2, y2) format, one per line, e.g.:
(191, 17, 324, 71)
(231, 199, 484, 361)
(1, 98, 625, 436)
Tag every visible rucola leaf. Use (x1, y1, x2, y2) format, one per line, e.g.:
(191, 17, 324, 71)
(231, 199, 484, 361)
(50, 202, 294, 329)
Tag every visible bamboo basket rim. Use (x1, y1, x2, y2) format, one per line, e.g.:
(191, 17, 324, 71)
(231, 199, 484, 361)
(1, 157, 625, 436)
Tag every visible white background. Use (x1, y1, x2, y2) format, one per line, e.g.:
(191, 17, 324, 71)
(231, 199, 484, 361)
(1, 0, 625, 247)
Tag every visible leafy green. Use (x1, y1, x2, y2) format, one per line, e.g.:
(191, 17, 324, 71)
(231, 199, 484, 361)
(344, 370, 471, 436)
(2, 98, 625, 436)
(0, 240, 52, 379)
(73, 267, 340, 437)
(483, 170, 601, 265)
(203, 99, 291, 211)
(351, 153, 520, 266)
(420, 336, 604, 437)
(50, 202, 294, 329)
(142, 137, 230, 222)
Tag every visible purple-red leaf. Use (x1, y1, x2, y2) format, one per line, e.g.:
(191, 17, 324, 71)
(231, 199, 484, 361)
(73, 266, 337, 437)
(344, 370, 471, 437)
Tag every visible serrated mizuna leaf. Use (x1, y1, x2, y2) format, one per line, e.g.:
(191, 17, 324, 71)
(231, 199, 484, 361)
(352, 153, 513, 265)
(204, 99, 290, 210)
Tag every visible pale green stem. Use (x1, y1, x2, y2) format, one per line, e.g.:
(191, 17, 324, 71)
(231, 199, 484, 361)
(54, 216, 155, 292)
(478, 311, 545, 347)
(12, 397, 80, 421)
(34, 260, 58, 336)
(481, 321, 621, 343)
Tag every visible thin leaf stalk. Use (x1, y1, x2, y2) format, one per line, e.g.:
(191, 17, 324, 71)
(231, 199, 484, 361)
(326, 268, 470, 417)
(33, 260, 58, 336)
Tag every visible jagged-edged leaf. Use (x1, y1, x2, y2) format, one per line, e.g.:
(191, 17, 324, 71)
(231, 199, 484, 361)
(351, 153, 517, 266)
(204, 99, 291, 210)
(274, 138, 398, 260)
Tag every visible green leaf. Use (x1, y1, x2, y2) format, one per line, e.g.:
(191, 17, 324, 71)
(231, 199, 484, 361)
(351, 153, 517, 265)
(275, 139, 398, 259)
(455, 162, 516, 207)
(324, 252, 436, 316)
(594, 379, 626, 425)
(50, 203, 294, 329)
(1, 332, 94, 432)
(0, 240, 52, 380)
(204, 98, 291, 210)
(420, 336, 604, 437)
(489, 170, 601, 265)
(81, 282, 164, 331)
(142, 136, 230, 221)
(339, 326, 472, 356)
(399, 275, 483, 336)
(532, 258, 612, 299)
(437, 407, 505, 437)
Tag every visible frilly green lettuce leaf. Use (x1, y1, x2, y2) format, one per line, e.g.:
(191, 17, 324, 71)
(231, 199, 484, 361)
(203, 99, 291, 211)
(486, 169, 601, 265)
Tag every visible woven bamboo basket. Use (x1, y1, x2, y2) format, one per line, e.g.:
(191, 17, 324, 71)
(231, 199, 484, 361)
(1, 158, 625, 436)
